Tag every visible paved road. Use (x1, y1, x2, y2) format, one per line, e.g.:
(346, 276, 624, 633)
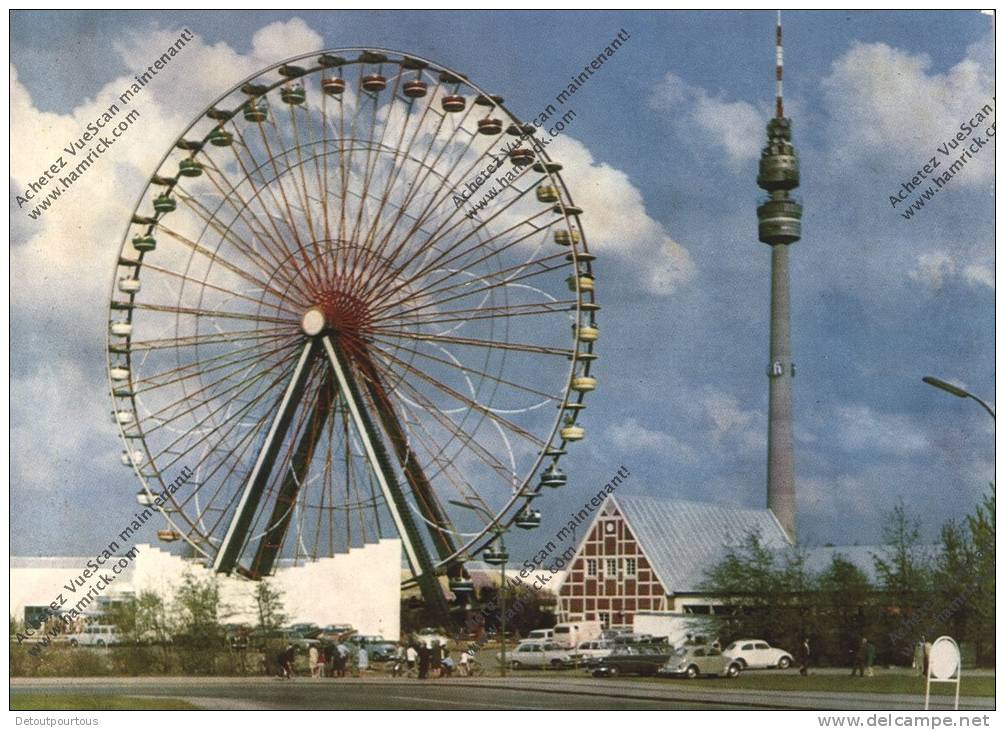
(10, 676, 991, 711)
(10, 677, 751, 710)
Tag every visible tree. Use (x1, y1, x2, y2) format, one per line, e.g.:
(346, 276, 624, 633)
(172, 572, 228, 647)
(254, 580, 286, 633)
(701, 529, 800, 647)
(964, 485, 995, 664)
(872, 500, 934, 662)
(818, 554, 873, 665)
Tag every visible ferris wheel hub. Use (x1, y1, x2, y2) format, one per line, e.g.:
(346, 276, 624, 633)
(301, 307, 327, 336)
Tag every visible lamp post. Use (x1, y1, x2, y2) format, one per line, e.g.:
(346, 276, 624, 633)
(448, 500, 510, 677)
(922, 376, 995, 420)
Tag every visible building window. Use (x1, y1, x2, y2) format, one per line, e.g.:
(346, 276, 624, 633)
(586, 558, 597, 577)
(598, 612, 610, 628)
(606, 558, 617, 576)
(625, 558, 637, 577)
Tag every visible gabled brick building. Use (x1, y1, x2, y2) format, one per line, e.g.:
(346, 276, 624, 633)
(556, 495, 792, 629)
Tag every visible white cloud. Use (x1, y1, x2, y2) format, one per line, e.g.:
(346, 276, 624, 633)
(907, 250, 994, 291)
(548, 135, 696, 295)
(606, 418, 697, 464)
(822, 39, 994, 186)
(700, 386, 765, 455)
(648, 72, 764, 167)
(834, 404, 928, 456)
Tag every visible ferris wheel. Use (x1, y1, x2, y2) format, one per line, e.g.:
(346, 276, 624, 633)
(106, 48, 598, 619)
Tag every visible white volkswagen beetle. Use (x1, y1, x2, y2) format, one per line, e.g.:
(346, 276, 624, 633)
(723, 639, 793, 669)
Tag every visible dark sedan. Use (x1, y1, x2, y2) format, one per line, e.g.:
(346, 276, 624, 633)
(591, 642, 675, 677)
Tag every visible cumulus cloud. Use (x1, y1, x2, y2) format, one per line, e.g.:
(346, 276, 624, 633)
(701, 386, 765, 455)
(908, 250, 994, 291)
(10, 19, 327, 496)
(647, 72, 764, 168)
(821, 38, 994, 185)
(548, 135, 696, 295)
(606, 418, 697, 464)
(835, 404, 928, 456)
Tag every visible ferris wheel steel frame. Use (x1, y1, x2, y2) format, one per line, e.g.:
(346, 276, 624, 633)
(106, 47, 598, 625)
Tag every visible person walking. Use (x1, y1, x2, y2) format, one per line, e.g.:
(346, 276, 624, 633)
(279, 644, 296, 679)
(459, 645, 471, 676)
(798, 637, 811, 676)
(309, 645, 320, 679)
(417, 643, 431, 679)
(406, 643, 418, 673)
(357, 644, 369, 674)
(850, 637, 867, 677)
(865, 639, 877, 677)
(334, 643, 348, 678)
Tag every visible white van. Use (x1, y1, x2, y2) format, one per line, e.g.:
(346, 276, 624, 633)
(524, 628, 554, 643)
(552, 621, 603, 648)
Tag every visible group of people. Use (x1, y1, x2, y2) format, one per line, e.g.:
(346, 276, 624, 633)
(392, 639, 477, 678)
(276, 642, 370, 679)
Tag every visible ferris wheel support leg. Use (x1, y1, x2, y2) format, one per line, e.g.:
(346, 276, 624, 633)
(320, 334, 453, 624)
(213, 339, 317, 575)
(354, 351, 459, 566)
(250, 373, 337, 578)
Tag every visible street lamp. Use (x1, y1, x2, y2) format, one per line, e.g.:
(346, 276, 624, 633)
(448, 500, 510, 677)
(922, 376, 995, 420)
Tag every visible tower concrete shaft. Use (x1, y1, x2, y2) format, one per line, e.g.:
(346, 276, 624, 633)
(767, 244, 796, 540)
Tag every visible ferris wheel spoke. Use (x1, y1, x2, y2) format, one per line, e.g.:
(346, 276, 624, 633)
(375, 298, 576, 330)
(368, 259, 571, 327)
(367, 203, 556, 308)
(136, 342, 301, 430)
(154, 222, 300, 304)
(361, 85, 477, 285)
(192, 155, 315, 287)
(370, 330, 572, 358)
(172, 177, 302, 286)
(219, 130, 320, 277)
(365, 342, 547, 449)
(128, 326, 295, 353)
(141, 343, 304, 441)
(364, 198, 551, 311)
(134, 260, 302, 319)
(352, 74, 437, 284)
(376, 367, 520, 490)
(132, 336, 298, 394)
(363, 129, 480, 293)
(132, 301, 293, 325)
(367, 337, 563, 404)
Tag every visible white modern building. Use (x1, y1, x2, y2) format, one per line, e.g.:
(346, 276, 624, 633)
(11, 539, 402, 638)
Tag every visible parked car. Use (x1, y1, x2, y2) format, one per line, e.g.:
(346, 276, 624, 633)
(723, 639, 793, 669)
(525, 628, 554, 642)
(415, 627, 450, 648)
(658, 645, 743, 679)
(288, 623, 322, 639)
(552, 621, 603, 648)
(498, 641, 574, 670)
(66, 624, 121, 647)
(591, 642, 675, 677)
(569, 639, 613, 667)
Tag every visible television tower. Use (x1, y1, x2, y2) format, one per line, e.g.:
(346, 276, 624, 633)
(757, 11, 801, 542)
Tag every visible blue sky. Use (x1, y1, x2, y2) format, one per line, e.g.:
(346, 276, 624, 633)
(10, 10, 995, 560)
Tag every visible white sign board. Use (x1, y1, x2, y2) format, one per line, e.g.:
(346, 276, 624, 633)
(925, 635, 961, 710)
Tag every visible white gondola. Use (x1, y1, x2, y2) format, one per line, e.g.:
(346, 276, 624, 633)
(120, 449, 144, 467)
(118, 278, 141, 294)
(110, 322, 132, 337)
(136, 490, 155, 506)
(110, 366, 130, 381)
(115, 410, 135, 425)
(571, 375, 597, 392)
